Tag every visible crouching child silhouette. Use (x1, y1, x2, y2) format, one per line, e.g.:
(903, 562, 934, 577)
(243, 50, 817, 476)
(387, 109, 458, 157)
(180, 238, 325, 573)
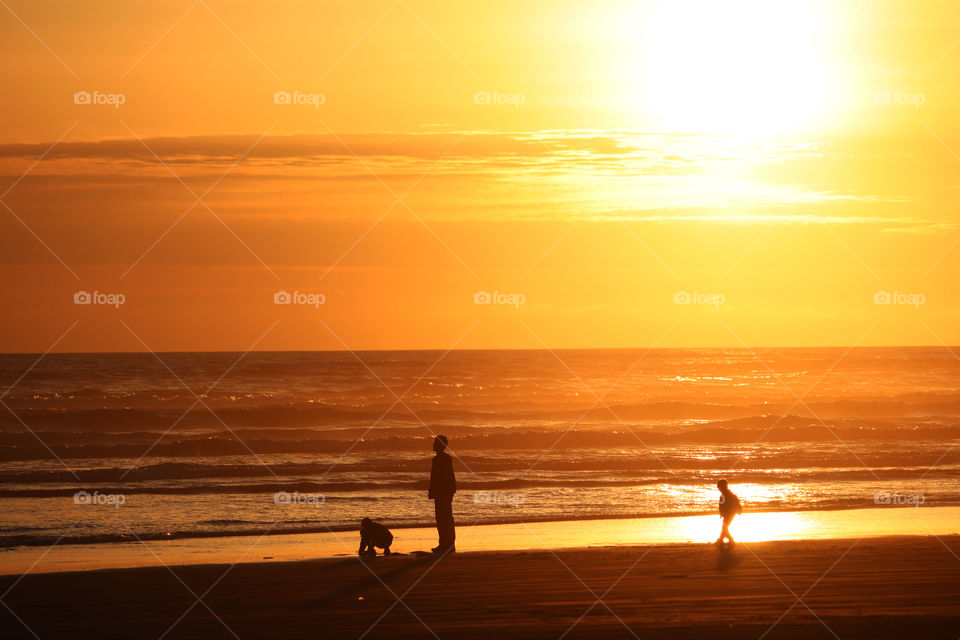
(358, 518, 393, 556)
(715, 479, 742, 547)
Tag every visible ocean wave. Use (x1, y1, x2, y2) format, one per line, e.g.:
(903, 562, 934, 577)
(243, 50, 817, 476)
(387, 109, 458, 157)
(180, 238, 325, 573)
(1, 417, 958, 462)
(3, 396, 960, 432)
(1, 466, 956, 498)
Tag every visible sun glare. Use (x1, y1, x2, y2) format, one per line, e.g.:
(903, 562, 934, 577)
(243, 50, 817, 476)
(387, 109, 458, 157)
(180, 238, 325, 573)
(638, 0, 831, 135)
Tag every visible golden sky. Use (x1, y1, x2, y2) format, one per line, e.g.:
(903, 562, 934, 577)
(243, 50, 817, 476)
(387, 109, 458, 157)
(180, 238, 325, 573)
(1, 0, 959, 351)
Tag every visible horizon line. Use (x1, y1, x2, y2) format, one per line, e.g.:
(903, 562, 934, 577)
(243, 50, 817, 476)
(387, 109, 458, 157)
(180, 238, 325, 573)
(0, 344, 954, 357)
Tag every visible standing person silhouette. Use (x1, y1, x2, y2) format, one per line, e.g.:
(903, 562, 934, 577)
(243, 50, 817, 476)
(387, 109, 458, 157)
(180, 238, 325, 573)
(715, 479, 742, 547)
(428, 435, 456, 553)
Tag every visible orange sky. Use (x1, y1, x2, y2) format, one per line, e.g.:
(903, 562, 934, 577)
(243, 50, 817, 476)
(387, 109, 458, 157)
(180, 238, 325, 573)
(1, 0, 959, 352)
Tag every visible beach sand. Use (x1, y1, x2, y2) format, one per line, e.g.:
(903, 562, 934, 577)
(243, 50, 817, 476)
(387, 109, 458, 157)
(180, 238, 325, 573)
(2, 535, 958, 639)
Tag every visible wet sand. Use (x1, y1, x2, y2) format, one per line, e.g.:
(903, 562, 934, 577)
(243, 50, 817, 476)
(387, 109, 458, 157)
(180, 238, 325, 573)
(4, 506, 958, 576)
(2, 535, 958, 639)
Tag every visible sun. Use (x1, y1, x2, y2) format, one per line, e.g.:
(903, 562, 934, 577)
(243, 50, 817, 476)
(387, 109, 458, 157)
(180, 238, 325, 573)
(637, 0, 831, 135)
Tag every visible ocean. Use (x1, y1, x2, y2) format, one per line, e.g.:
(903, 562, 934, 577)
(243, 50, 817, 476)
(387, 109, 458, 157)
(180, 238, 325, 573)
(0, 347, 957, 548)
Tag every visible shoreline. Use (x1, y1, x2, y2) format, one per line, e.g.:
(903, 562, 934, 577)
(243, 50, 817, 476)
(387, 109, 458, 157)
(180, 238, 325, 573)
(2, 535, 958, 639)
(2, 505, 957, 577)
(4, 502, 942, 549)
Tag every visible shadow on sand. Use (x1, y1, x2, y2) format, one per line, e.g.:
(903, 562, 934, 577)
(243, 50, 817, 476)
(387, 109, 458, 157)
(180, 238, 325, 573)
(715, 545, 742, 571)
(306, 555, 440, 607)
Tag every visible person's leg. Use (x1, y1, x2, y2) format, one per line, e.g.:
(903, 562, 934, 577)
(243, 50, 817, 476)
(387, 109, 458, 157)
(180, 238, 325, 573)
(445, 498, 456, 548)
(434, 499, 444, 549)
(435, 498, 455, 550)
(722, 516, 735, 543)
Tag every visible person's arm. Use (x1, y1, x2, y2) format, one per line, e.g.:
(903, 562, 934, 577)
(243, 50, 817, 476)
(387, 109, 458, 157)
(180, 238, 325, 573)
(444, 455, 456, 495)
(428, 457, 436, 499)
(359, 534, 368, 555)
